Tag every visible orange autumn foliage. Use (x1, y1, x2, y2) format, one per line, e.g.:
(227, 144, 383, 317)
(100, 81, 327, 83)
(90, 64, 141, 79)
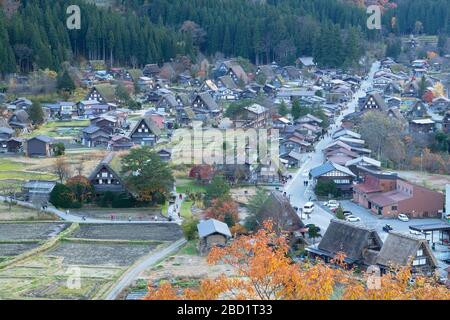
(144, 221, 450, 300)
(203, 198, 239, 226)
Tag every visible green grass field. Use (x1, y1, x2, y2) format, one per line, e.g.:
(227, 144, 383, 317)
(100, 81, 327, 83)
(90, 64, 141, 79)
(0, 159, 57, 191)
(180, 200, 193, 218)
(176, 179, 207, 194)
(24, 120, 90, 138)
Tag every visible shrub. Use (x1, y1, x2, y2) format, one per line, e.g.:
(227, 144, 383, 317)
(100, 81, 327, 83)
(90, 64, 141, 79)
(315, 180, 341, 198)
(112, 193, 137, 208)
(49, 183, 77, 209)
(335, 206, 345, 220)
(182, 217, 199, 241)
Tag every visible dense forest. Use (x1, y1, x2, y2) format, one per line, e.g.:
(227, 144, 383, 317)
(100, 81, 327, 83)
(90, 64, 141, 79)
(383, 0, 450, 35)
(0, 0, 192, 74)
(0, 0, 449, 75)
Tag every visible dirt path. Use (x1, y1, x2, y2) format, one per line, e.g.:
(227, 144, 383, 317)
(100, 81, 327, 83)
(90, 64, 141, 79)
(104, 238, 187, 300)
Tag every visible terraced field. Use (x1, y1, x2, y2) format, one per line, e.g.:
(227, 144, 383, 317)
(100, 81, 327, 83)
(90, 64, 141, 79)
(46, 242, 158, 266)
(71, 223, 183, 242)
(0, 223, 69, 241)
(0, 222, 181, 299)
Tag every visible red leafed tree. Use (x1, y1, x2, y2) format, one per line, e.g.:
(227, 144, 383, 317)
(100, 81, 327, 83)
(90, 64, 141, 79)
(422, 90, 435, 103)
(204, 198, 239, 227)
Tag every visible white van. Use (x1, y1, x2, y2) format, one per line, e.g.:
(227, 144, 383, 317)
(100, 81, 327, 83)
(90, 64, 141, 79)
(303, 202, 315, 214)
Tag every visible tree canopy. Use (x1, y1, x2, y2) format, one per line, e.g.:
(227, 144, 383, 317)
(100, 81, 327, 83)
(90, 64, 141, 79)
(121, 147, 174, 203)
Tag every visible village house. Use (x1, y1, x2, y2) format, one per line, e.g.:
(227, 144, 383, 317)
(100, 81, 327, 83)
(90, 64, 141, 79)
(85, 85, 115, 104)
(430, 96, 450, 113)
(332, 128, 361, 140)
(6, 137, 23, 153)
(402, 81, 420, 98)
(191, 92, 221, 116)
(7, 97, 32, 111)
(23, 180, 57, 203)
(443, 111, 450, 134)
(143, 64, 161, 78)
(129, 117, 161, 147)
(386, 96, 402, 109)
(233, 104, 269, 129)
(77, 100, 111, 118)
(108, 135, 133, 151)
(360, 92, 387, 112)
(272, 116, 291, 131)
(307, 219, 383, 268)
(257, 192, 306, 240)
(25, 136, 55, 157)
(296, 57, 316, 71)
(280, 150, 303, 168)
(409, 118, 436, 134)
(309, 161, 356, 196)
(197, 219, 232, 256)
(345, 156, 381, 179)
(157, 148, 172, 162)
(353, 169, 445, 218)
(406, 100, 429, 120)
(90, 115, 120, 135)
(88, 153, 126, 195)
(0, 127, 14, 153)
(8, 110, 30, 132)
(81, 125, 111, 147)
(376, 232, 437, 276)
(217, 61, 249, 85)
(325, 147, 359, 166)
(156, 94, 179, 114)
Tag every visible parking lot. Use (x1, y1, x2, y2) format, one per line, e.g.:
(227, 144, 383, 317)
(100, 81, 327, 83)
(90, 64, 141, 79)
(336, 200, 444, 241)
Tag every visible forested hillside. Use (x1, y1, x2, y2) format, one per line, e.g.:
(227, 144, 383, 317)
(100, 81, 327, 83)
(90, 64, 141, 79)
(0, 0, 449, 75)
(0, 0, 192, 74)
(383, 0, 450, 35)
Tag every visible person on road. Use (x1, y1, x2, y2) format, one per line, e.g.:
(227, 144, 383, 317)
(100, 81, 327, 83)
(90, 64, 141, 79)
(128, 216, 132, 222)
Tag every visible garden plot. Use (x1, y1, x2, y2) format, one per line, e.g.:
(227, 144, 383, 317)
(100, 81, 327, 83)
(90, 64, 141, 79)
(0, 243, 40, 257)
(0, 202, 58, 221)
(71, 223, 183, 242)
(70, 207, 161, 221)
(0, 254, 123, 300)
(45, 242, 158, 266)
(0, 241, 165, 300)
(0, 223, 69, 241)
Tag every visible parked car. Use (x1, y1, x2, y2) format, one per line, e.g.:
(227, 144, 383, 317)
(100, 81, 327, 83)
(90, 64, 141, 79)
(346, 215, 361, 222)
(343, 210, 352, 217)
(323, 200, 339, 208)
(442, 258, 450, 265)
(398, 214, 409, 222)
(409, 229, 423, 236)
(383, 224, 393, 232)
(303, 202, 315, 214)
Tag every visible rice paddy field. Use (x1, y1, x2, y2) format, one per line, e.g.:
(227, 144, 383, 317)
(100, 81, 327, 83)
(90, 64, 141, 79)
(0, 222, 181, 300)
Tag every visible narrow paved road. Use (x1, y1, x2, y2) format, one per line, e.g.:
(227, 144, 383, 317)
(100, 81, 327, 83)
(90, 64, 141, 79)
(104, 238, 187, 300)
(283, 61, 381, 232)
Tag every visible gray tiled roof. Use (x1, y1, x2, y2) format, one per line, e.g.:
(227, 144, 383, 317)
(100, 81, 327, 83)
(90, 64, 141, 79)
(197, 219, 232, 238)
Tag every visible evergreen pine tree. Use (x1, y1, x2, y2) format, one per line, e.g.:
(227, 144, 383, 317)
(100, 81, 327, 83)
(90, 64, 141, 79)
(28, 101, 45, 125)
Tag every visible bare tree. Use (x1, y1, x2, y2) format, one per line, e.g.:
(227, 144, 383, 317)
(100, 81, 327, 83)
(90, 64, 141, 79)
(74, 158, 84, 177)
(53, 157, 71, 184)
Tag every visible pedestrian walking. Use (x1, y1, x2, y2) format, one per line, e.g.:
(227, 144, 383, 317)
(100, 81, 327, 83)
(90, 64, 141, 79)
(128, 216, 132, 222)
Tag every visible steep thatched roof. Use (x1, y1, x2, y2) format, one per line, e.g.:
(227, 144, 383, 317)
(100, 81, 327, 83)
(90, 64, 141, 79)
(376, 232, 438, 268)
(257, 191, 304, 233)
(129, 117, 162, 137)
(318, 219, 383, 264)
